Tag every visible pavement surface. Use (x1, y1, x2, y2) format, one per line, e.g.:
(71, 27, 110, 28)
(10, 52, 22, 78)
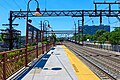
(22, 45, 78, 80)
(20, 45, 100, 80)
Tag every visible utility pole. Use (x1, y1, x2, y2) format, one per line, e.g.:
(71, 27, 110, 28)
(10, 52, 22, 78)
(9, 11, 13, 50)
(4, 11, 19, 50)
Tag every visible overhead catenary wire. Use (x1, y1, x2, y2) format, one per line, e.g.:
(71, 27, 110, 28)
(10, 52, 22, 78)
(103, 0, 120, 10)
(14, 0, 22, 9)
(111, 21, 120, 28)
(82, 0, 95, 25)
(109, 20, 119, 24)
(0, 1, 13, 19)
(95, 0, 120, 27)
(71, 17, 77, 29)
(108, 17, 119, 25)
(0, 3, 8, 10)
(85, 17, 93, 24)
(4, 0, 13, 10)
(23, 0, 27, 10)
(23, 0, 27, 5)
(106, 16, 119, 29)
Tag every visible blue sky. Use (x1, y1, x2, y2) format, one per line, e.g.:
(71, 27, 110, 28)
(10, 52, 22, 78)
(0, 0, 120, 36)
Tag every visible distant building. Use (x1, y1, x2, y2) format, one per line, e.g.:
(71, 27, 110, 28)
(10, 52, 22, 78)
(80, 25, 110, 35)
(20, 36, 26, 46)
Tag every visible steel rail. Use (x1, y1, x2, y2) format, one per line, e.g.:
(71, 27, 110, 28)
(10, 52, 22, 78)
(64, 42, 119, 79)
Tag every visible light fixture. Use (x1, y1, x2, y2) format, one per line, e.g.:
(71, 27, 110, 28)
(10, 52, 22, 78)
(28, 19, 32, 23)
(47, 24, 51, 28)
(34, 8, 42, 16)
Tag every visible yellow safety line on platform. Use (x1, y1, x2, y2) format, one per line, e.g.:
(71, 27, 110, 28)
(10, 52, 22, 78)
(62, 45, 100, 80)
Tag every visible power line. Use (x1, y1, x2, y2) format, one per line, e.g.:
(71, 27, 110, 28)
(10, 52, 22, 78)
(84, 0, 95, 25)
(23, 0, 27, 5)
(85, 17, 93, 24)
(111, 21, 119, 24)
(95, 0, 119, 10)
(0, 1, 12, 17)
(14, 0, 22, 9)
(4, 0, 13, 9)
(95, 0, 120, 26)
(71, 17, 77, 27)
(0, 2, 8, 10)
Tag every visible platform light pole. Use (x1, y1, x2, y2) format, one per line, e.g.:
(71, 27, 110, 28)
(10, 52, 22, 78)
(82, 10, 84, 46)
(43, 20, 50, 52)
(25, 0, 41, 67)
(40, 21, 44, 54)
(74, 21, 77, 43)
(78, 20, 82, 44)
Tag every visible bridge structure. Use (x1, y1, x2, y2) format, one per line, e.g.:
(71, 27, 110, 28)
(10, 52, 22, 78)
(47, 30, 76, 34)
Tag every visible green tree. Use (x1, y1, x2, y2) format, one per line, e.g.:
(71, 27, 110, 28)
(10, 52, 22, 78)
(83, 34, 92, 41)
(102, 32, 110, 41)
(114, 27, 120, 32)
(95, 30, 107, 37)
(109, 31, 120, 45)
(51, 34, 58, 44)
(91, 34, 97, 43)
(98, 35, 106, 44)
(77, 34, 82, 41)
(91, 30, 108, 44)
(108, 28, 120, 45)
(0, 35, 3, 41)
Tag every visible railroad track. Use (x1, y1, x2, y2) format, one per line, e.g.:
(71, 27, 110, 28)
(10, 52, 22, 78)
(64, 41, 120, 80)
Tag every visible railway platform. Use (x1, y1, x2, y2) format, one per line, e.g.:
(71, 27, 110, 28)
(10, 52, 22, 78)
(9, 45, 100, 80)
